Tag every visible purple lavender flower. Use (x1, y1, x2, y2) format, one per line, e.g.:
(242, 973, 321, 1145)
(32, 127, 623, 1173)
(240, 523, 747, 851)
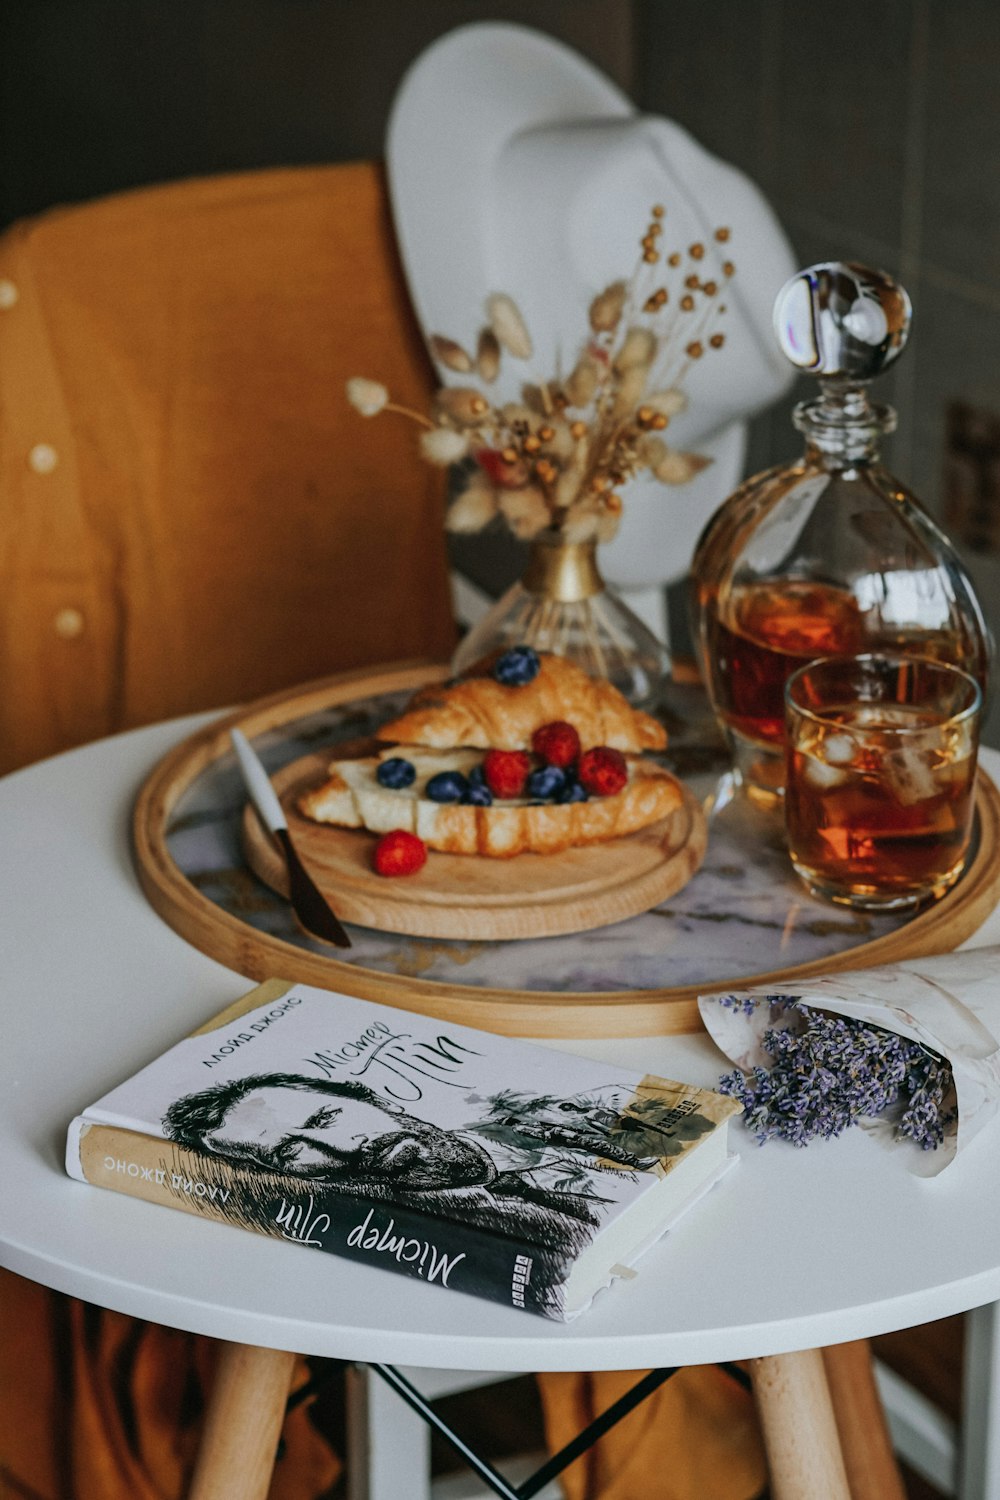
(717, 997, 957, 1151)
(718, 993, 759, 1017)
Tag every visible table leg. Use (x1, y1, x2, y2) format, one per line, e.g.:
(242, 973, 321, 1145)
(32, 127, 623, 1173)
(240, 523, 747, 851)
(748, 1349, 851, 1500)
(188, 1340, 297, 1500)
(960, 1302, 1000, 1499)
(822, 1339, 906, 1500)
(345, 1363, 432, 1500)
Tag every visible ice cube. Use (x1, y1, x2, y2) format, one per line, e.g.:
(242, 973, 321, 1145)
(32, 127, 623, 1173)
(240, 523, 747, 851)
(800, 753, 850, 790)
(852, 704, 918, 730)
(882, 746, 939, 805)
(822, 733, 857, 766)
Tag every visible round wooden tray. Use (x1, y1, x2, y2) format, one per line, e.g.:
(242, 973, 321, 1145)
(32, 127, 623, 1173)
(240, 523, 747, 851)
(133, 661, 1000, 1037)
(241, 750, 706, 941)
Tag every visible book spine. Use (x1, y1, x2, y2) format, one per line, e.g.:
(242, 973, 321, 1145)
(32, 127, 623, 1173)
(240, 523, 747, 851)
(69, 1120, 567, 1320)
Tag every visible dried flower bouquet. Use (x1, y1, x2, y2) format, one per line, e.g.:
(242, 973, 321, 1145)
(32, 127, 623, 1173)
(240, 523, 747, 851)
(348, 207, 735, 545)
(698, 948, 1000, 1177)
(715, 996, 956, 1152)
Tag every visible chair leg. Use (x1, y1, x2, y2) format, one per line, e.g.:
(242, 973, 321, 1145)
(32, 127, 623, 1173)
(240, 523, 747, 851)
(822, 1339, 906, 1500)
(188, 1340, 297, 1500)
(345, 1363, 433, 1500)
(748, 1348, 851, 1500)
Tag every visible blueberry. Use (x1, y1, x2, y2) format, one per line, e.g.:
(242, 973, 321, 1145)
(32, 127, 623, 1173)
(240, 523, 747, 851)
(557, 779, 589, 803)
(493, 645, 541, 687)
(425, 770, 469, 803)
(462, 784, 493, 806)
(377, 757, 416, 789)
(467, 764, 487, 789)
(527, 765, 567, 800)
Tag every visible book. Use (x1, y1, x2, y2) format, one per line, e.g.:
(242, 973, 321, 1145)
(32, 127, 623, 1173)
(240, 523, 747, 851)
(66, 980, 740, 1320)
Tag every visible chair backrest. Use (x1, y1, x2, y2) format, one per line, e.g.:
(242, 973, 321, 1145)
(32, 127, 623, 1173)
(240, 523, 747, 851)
(0, 161, 456, 774)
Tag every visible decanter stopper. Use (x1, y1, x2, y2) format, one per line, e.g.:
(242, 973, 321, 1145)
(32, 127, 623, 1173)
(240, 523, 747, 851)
(772, 261, 912, 381)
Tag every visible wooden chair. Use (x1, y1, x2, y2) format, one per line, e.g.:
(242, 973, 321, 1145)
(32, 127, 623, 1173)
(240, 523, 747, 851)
(0, 159, 456, 776)
(0, 158, 454, 1500)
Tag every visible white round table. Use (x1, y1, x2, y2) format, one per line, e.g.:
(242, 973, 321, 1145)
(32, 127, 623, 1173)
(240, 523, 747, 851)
(3, 716, 1000, 1496)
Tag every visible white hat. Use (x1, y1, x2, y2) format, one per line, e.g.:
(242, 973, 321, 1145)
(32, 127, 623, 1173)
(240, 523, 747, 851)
(387, 22, 796, 591)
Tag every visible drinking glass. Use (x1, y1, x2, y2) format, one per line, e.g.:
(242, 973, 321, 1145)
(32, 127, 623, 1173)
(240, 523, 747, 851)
(784, 654, 982, 910)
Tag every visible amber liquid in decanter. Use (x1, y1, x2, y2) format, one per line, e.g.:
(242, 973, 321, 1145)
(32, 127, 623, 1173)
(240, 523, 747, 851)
(703, 579, 865, 746)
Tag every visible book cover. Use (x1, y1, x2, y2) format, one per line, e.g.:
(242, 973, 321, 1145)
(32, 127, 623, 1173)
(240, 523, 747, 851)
(66, 981, 740, 1319)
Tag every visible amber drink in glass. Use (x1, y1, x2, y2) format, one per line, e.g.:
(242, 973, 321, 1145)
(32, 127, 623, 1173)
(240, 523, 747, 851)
(784, 655, 981, 910)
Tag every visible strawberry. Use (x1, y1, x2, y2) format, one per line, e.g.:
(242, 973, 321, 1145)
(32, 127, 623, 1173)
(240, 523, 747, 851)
(483, 748, 532, 799)
(578, 746, 628, 797)
(531, 720, 581, 768)
(373, 829, 427, 877)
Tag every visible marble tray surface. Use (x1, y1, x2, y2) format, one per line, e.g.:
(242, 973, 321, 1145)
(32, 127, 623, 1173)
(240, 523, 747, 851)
(164, 679, 913, 996)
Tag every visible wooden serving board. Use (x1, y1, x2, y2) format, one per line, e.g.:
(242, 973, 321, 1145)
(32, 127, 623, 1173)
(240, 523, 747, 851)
(240, 750, 707, 941)
(133, 661, 1000, 1037)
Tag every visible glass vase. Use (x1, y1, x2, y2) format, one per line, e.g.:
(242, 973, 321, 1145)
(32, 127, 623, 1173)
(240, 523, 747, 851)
(452, 530, 668, 705)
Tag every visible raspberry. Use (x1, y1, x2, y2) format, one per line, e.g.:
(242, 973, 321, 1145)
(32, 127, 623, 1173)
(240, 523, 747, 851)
(376, 756, 416, 789)
(492, 646, 541, 687)
(483, 749, 532, 798)
(578, 746, 628, 797)
(373, 830, 427, 877)
(531, 720, 581, 768)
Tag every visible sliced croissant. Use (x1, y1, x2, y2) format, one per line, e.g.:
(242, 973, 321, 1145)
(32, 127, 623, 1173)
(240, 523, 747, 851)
(298, 747, 682, 858)
(376, 653, 666, 754)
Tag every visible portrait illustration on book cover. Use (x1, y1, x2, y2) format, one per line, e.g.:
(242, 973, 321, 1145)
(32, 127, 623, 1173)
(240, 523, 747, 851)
(160, 1070, 718, 1299)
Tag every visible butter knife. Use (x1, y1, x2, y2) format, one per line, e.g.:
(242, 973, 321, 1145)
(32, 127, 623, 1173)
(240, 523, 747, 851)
(230, 728, 352, 948)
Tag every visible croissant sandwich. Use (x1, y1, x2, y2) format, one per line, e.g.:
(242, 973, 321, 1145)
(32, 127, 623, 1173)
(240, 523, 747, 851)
(298, 648, 681, 861)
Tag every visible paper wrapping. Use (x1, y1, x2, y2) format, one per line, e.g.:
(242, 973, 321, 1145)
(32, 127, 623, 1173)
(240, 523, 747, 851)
(698, 946, 1000, 1176)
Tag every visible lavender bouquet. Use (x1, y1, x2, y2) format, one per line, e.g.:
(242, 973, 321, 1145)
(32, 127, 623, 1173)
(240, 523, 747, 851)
(699, 946, 1000, 1176)
(715, 996, 956, 1151)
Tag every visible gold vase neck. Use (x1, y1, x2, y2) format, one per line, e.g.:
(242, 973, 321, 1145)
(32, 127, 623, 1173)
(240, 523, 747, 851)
(522, 534, 604, 603)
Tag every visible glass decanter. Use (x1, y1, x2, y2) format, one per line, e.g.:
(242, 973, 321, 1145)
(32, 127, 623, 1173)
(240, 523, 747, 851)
(690, 261, 991, 800)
